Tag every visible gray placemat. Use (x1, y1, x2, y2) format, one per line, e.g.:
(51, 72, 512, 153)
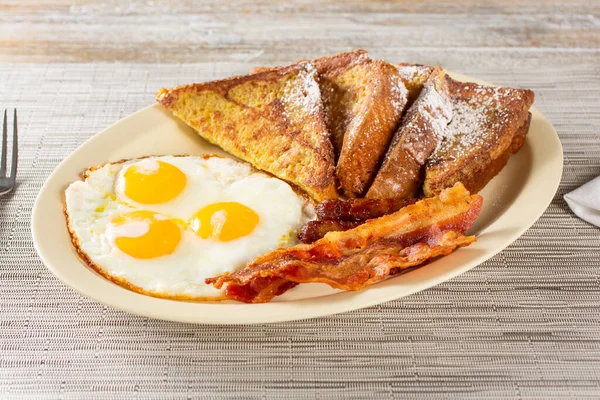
(0, 63, 599, 399)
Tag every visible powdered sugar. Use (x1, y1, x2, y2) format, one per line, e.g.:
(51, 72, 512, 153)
(281, 62, 322, 122)
(430, 83, 524, 164)
(390, 75, 409, 113)
(396, 65, 421, 82)
(419, 81, 453, 125)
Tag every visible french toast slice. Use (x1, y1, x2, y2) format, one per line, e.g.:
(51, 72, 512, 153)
(311, 50, 372, 157)
(366, 67, 452, 200)
(336, 60, 409, 197)
(156, 62, 337, 201)
(423, 76, 535, 196)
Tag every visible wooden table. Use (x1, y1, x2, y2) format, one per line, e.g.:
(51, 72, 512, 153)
(2, 0, 598, 69)
(1, 1, 599, 399)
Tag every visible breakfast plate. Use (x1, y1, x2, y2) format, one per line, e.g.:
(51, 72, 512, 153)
(31, 72, 563, 324)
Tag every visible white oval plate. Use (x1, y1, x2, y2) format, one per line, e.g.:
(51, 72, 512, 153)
(32, 73, 563, 324)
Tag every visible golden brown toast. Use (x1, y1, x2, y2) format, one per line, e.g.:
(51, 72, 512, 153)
(335, 60, 409, 197)
(251, 56, 435, 161)
(251, 52, 411, 198)
(156, 62, 337, 201)
(423, 76, 535, 196)
(251, 50, 373, 158)
(366, 67, 453, 200)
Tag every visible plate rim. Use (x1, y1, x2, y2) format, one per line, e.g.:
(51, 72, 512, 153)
(31, 72, 563, 324)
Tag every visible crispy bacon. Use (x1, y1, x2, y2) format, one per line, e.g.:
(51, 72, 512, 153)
(315, 197, 417, 221)
(206, 183, 482, 303)
(297, 197, 419, 244)
(210, 231, 475, 303)
(297, 220, 363, 243)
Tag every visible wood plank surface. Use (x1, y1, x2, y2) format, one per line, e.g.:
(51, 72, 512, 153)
(0, 0, 598, 66)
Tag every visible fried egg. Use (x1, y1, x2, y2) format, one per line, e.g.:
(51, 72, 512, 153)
(64, 155, 313, 300)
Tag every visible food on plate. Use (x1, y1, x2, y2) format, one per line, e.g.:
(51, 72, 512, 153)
(297, 219, 363, 244)
(334, 59, 408, 197)
(251, 50, 369, 157)
(156, 62, 337, 201)
(253, 55, 447, 199)
(315, 197, 418, 221)
(396, 63, 436, 106)
(299, 197, 418, 243)
(64, 155, 313, 300)
(254, 53, 414, 199)
(206, 183, 482, 303)
(423, 76, 534, 196)
(158, 49, 534, 203)
(61, 50, 537, 304)
(247, 51, 413, 198)
(367, 67, 453, 200)
(251, 53, 433, 181)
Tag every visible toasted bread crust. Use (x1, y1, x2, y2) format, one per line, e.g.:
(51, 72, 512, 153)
(366, 67, 452, 199)
(510, 112, 531, 153)
(157, 62, 337, 201)
(423, 77, 534, 196)
(336, 60, 409, 197)
(249, 50, 368, 76)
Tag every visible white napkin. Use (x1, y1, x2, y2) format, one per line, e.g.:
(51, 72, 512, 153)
(564, 175, 600, 227)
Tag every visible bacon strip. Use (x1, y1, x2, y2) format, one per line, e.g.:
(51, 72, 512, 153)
(298, 197, 419, 244)
(315, 197, 418, 221)
(297, 220, 363, 243)
(207, 183, 482, 303)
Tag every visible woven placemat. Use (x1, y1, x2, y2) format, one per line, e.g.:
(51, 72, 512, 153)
(0, 63, 599, 399)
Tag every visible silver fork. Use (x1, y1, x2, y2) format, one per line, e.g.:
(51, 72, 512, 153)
(0, 109, 18, 196)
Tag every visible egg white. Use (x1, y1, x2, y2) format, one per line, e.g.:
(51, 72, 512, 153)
(65, 155, 313, 300)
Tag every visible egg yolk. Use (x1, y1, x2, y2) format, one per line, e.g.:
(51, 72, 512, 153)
(190, 202, 259, 242)
(123, 160, 186, 204)
(111, 211, 181, 259)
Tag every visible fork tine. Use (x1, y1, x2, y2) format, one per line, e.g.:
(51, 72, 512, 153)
(10, 109, 17, 181)
(0, 109, 6, 177)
